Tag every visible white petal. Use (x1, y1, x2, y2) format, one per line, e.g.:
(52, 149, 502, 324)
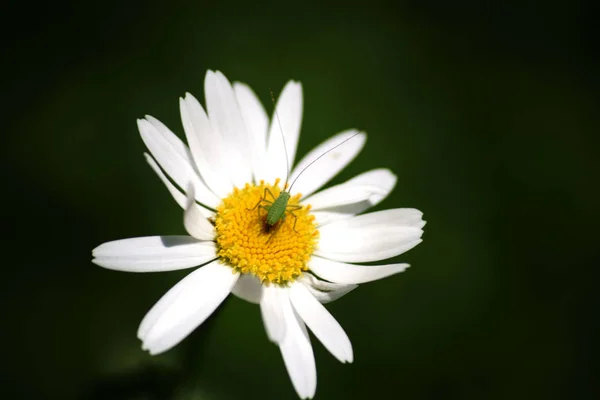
(306, 169, 397, 219)
(339, 168, 397, 192)
(315, 209, 425, 262)
(139, 261, 238, 355)
(309, 256, 410, 284)
(330, 208, 425, 229)
(92, 236, 217, 272)
(138, 117, 220, 208)
(311, 211, 351, 226)
(260, 81, 303, 184)
(204, 70, 252, 187)
(290, 130, 366, 199)
(306, 184, 387, 210)
(231, 274, 263, 304)
(279, 290, 317, 399)
(299, 273, 358, 303)
(317, 230, 422, 263)
(233, 82, 269, 181)
(312, 207, 423, 228)
(317, 207, 425, 232)
(183, 184, 216, 240)
(290, 282, 353, 363)
(180, 93, 233, 198)
(260, 286, 286, 343)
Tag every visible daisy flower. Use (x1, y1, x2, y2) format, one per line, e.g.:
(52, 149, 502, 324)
(92, 70, 425, 399)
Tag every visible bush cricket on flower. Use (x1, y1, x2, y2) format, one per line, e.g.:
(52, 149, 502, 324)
(248, 90, 360, 242)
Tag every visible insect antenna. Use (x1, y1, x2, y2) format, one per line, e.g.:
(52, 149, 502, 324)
(269, 89, 291, 189)
(288, 132, 361, 193)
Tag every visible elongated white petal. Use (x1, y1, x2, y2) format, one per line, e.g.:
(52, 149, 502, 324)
(309, 256, 410, 284)
(329, 208, 425, 229)
(139, 261, 238, 355)
(290, 282, 353, 363)
(138, 117, 220, 208)
(92, 236, 217, 272)
(316, 209, 424, 262)
(183, 184, 216, 240)
(260, 81, 303, 183)
(231, 274, 263, 304)
(279, 290, 317, 400)
(317, 228, 422, 263)
(307, 169, 397, 226)
(290, 130, 366, 199)
(299, 273, 358, 303)
(307, 184, 387, 210)
(137, 268, 190, 340)
(339, 168, 397, 193)
(306, 168, 396, 214)
(204, 70, 252, 187)
(260, 286, 286, 343)
(313, 208, 423, 229)
(180, 94, 233, 198)
(311, 211, 351, 226)
(233, 82, 269, 181)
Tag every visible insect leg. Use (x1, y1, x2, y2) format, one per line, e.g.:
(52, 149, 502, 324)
(247, 188, 274, 211)
(264, 188, 276, 202)
(285, 205, 303, 234)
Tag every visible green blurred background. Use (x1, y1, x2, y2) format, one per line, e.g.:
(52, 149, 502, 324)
(3, 1, 599, 399)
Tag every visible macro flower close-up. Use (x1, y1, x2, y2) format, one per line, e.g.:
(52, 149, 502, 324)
(92, 70, 424, 398)
(6, 2, 597, 399)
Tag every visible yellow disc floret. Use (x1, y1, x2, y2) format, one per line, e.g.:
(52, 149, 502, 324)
(215, 179, 319, 285)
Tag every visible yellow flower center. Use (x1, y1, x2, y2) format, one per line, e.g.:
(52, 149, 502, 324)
(215, 179, 319, 285)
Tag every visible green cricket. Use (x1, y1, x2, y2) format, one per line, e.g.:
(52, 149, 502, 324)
(248, 89, 360, 241)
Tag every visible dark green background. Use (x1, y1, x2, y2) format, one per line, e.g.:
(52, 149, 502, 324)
(3, 1, 598, 399)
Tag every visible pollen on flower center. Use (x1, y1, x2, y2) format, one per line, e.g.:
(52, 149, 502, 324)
(215, 179, 319, 285)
